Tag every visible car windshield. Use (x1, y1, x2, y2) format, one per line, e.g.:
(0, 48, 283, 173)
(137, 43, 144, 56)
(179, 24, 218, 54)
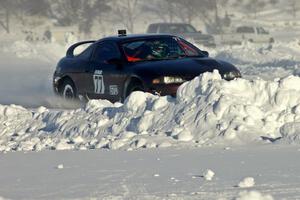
(160, 24, 197, 34)
(257, 27, 269, 34)
(122, 37, 203, 62)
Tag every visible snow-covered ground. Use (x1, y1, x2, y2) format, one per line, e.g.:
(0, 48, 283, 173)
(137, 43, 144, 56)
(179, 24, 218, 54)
(1, 145, 300, 200)
(1, 27, 300, 199)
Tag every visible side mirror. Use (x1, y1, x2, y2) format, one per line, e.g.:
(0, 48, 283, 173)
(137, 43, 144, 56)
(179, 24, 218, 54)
(107, 58, 124, 66)
(201, 51, 209, 57)
(198, 30, 202, 34)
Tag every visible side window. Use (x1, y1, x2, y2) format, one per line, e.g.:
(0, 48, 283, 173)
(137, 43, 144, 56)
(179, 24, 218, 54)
(76, 44, 94, 60)
(93, 42, 121, 63)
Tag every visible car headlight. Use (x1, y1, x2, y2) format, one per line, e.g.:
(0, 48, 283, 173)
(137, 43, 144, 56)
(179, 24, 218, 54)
(223, 71, 241, 80)
(152, 76, 185, 84)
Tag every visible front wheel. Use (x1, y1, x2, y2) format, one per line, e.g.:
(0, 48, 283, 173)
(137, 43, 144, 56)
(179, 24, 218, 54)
(124, 81, 145, 101)
(59, 79, 77, 100)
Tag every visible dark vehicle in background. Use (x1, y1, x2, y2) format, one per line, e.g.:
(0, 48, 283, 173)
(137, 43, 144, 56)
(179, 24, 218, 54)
(53, 32, 240, 103)
(147, 23, 216, 48)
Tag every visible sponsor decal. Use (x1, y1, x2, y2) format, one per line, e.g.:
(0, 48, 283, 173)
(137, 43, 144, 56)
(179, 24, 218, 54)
(93, 70, 105, 94)
(109, 85, 119, 96)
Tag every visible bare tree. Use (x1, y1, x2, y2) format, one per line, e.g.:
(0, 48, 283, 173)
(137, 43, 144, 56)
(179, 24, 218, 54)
(49, 0, 110, 36)
(241, 0, 266, 19)
(110, 0, 141, 33)
(289, 0, 299, 18)
(0, 0, 12, 33)
(174, 0, 215, 24)
(142, 0, 177, 23)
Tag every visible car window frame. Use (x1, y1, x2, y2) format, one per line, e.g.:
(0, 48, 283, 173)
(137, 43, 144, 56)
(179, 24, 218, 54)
(176, 37, 206, 58)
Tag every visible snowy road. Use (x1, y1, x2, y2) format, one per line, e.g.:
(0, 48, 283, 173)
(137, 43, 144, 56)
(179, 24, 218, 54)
(0, 145, 299, 199)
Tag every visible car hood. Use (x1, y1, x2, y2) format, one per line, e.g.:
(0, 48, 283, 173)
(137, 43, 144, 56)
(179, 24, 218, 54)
(131, 57, 238, 80)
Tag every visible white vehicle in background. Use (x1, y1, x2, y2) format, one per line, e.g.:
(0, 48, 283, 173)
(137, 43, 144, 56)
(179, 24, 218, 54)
(220, 26, 275, 45)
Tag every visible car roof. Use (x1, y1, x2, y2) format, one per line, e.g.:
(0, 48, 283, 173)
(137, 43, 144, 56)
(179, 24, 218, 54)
(97, 34, 178, 43)
(149, 23, 191, 26)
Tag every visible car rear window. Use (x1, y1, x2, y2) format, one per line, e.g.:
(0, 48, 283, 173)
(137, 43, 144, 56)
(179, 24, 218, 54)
(76, 44, 94, 59)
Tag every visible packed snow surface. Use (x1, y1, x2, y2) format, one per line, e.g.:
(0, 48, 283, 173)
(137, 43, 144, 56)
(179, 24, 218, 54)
(0, 146, 296, 200)
(2, 71, 300, 151)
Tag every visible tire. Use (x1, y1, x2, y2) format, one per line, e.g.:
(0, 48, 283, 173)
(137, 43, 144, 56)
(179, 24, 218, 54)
(269, 37, 275, 43)
(125, 81, 144, 99)
(59, 78, 77, 100)
(248, 39, 254, 43)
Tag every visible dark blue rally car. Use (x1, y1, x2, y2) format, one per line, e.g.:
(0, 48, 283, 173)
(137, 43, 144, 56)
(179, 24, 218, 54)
(53, 31, 241, 102)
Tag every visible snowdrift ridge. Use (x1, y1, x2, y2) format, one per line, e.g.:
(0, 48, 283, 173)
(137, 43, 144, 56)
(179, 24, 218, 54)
(1, 71, 300, 151)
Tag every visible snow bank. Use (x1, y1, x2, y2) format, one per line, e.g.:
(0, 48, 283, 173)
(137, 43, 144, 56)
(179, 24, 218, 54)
(1, 71, 300, 151)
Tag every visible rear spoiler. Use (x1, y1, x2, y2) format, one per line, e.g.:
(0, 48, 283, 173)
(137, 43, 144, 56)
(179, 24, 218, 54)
(66, 40, 96, 57)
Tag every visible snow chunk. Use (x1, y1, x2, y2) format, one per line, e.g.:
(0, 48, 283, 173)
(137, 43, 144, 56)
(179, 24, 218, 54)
(152, 96, 169, 111)
(56, 164, 64, 169)
(71, 136, 85, 144)
(135, 138, 147, 149)
(85, 99, 113, 111)
(235, 191, 273, 200)
(174, 129, 194, 142)
(124, 91, 149, 112)
(36, 106, 48, 114)
(238, 177, 255, 188)
(203, 169, 215, 181)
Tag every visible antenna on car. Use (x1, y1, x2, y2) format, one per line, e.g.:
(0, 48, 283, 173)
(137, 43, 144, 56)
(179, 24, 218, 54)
(118, 30, 127, 37)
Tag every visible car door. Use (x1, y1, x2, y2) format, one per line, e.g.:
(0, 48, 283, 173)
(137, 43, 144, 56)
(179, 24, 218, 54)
(87, 41, 126, 102)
